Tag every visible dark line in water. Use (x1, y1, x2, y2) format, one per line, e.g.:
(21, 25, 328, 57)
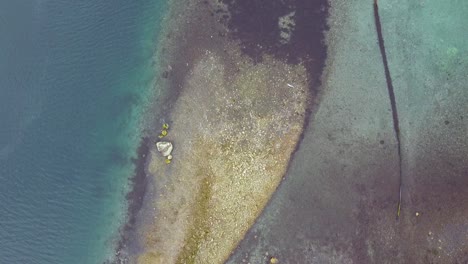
(112, 137, 150, 264)
(373, 0, 403, 219)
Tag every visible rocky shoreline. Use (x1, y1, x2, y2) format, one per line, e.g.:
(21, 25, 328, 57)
(126, 0, 329, 263)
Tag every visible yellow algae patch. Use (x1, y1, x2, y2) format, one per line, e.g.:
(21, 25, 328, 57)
(140, 48, 310, 264)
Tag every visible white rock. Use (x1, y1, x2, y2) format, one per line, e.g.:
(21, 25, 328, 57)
(156, 141, 173, 157)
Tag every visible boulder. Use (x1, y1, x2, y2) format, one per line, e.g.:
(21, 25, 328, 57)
(156, 141, 173, 157)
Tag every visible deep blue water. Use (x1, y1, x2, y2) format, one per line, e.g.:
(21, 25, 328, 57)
(0, 1, 165, 263)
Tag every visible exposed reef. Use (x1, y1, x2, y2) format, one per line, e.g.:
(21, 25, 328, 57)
(133, 0, 328, 263)
(141, 45, 310, 264)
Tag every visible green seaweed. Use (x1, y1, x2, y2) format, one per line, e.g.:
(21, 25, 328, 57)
(175, 169, 213, 264)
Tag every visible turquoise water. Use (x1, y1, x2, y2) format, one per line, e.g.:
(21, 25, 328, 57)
(0, 1, 165, 263)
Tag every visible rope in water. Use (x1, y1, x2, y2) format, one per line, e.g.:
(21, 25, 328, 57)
(373, 0, 403, 219)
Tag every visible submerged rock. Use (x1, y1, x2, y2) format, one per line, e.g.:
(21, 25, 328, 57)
(156, 141, 173, 157)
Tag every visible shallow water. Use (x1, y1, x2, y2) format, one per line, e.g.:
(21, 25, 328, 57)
(228, 0, 468, 263)
(0, 1, 165, 263)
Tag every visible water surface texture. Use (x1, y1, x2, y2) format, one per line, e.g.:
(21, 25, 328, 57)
(2, 0, 467, 263)
(0, 1, 164, 263)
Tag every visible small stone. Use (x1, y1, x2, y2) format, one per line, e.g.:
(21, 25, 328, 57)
(156, 141, 173, 156)
(167, 154, 173, 160)
(416, 212, 420, 216)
